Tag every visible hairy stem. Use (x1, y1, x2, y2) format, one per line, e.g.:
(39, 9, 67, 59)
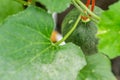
(72, 0, 83, 13)
(75, 0, 100, 20)
(55, 15, 81, 45)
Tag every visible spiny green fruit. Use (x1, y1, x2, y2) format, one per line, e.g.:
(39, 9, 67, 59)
(62, 6, 103, 55)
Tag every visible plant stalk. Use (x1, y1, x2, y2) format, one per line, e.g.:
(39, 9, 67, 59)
(55, 15, 81, 45)
(75, 0, 100, 20)
(72, 0, 83, 13)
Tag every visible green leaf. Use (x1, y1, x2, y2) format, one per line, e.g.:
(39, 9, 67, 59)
(76, 53, 117, 80)
(0, 0, 23, 23)
(98, 1, 120, 58)
(37, 0, 71, 13)
(0, 6, 86, 80)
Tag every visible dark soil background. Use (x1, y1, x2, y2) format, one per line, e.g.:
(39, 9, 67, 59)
(56, 0, 120, 80)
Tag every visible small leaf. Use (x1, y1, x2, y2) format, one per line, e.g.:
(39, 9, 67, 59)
(76, 53, 117, 80)
(37, 0, 71, 13)
(98, 1, 120, 58)
(0, 0, 23, 22)
(0, 6, 86, 80)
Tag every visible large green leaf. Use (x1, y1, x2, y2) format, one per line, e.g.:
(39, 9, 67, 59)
(0, 6, 86, 80)
(76, 53, 117, 80)
(37, 0, 71, 13)
(98, 1, 120, 58)
(0, 0, 23, 23)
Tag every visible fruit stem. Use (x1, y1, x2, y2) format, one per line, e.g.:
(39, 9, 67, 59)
(75, 0, 100, 20)
(55, 15, 81, 45)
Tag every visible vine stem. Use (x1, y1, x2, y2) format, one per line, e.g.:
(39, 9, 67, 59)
(71, 0, 83, 13)
(75, 0, 100, 20)
(55, 15, 81, 45)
